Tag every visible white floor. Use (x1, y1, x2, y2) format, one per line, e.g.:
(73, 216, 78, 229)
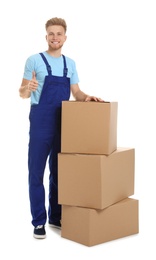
(1, 199, 155, 260)
(2, 99, 154, 259)
(1, 0, 156, 258)
(1, 105, 155, 258)
(1, 146, 155, 260)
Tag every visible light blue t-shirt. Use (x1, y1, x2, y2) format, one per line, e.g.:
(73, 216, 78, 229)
(23, 51, 79, 105)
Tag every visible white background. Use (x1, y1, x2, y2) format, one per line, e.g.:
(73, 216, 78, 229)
(0, 0, 156, 259)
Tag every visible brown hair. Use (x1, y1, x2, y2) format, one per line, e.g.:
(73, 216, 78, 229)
(45, 17, 67, 32)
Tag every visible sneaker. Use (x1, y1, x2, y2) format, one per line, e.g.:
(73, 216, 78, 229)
(49, 221, 61, 229)
(33, 225, 46, 239)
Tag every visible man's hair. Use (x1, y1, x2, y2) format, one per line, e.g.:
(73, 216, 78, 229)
(45, 17, 67, 32)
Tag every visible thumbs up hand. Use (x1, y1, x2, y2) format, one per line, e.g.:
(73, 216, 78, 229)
(28, 71, 38, 92)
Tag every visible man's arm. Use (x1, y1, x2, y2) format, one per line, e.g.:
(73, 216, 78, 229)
(19, 72, 38, 99)
(19, 78, 31, 99)
(71, 84, 88, 101)
(71, 84, 104, 102)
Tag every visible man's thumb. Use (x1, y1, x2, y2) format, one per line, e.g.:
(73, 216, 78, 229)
(32, 71, 36, 80)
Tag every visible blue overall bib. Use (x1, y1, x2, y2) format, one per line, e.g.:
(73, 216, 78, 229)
(28, 53, 70, 227)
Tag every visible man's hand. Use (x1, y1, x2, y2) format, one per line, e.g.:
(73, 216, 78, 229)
(28, 71, 38, 92)
(85, 96, 104, 102)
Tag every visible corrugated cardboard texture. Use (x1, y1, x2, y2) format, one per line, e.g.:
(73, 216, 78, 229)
(61, 198, 139, 246)
(61, 101, 118, 155)
(58, 148, 135, 209)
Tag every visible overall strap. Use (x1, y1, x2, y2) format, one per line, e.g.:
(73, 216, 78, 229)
(39, 53, 68, 77)
(39, 53, 52, 75)
(62, 55, 68, 77)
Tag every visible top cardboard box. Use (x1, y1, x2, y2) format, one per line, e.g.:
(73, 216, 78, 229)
(61, 101, 118, 155)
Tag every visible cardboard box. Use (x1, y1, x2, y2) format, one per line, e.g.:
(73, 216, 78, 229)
(61, 198, 139, 247)
(58, 148, 135, 209)
(61, 101, 118, 155)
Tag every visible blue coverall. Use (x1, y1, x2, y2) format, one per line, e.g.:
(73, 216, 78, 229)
(28, 53, 70, 227)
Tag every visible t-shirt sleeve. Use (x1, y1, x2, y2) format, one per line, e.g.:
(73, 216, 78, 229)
(70, 60, 79, 85)
(23, 57, 35, 80)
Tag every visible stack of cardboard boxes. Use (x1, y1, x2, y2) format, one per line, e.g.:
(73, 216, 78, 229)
(58, 101, 139, 247)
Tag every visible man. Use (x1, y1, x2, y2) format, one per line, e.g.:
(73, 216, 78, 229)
(19, 17, 103, 239)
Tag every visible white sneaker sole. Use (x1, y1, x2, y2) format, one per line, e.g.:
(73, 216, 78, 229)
(33, 234, 46, 239)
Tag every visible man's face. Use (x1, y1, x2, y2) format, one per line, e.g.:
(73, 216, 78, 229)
(46, 25, 67, 51)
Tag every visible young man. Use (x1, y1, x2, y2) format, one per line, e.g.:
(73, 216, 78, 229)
(19, 17, 103, 239)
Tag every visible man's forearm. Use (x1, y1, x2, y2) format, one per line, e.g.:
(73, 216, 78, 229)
(73, 89, 88, 101)
(19, 85, 31, 99)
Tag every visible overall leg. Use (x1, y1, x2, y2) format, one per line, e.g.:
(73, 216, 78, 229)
(48, 131, 61, 225)
(28, 132, 51, 227)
